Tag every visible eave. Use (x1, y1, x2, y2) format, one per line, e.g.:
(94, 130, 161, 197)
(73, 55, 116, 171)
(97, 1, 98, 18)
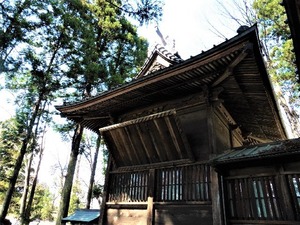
(55, 25, 286, 141)
(210, 138, 300, 169)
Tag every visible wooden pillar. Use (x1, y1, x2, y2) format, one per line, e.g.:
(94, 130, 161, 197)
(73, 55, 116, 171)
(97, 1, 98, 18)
(147, 169, 155, 225)
(99, 156, 112, 225)
(278, 166, 295, 220)
(207, 105, 217, 155)
(211, 167, 224, 225)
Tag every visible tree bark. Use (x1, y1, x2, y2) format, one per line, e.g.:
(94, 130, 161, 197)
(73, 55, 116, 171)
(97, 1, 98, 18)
(23, 142, 45, 225)
(55, 123, 84, 225)
(20, 153, 34, 224)
(0, 94, 43, 224)
(86, 135, 101, 209)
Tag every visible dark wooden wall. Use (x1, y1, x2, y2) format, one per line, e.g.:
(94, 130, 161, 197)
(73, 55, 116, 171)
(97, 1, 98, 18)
(222, 161, 300, 225)
(101, 93, 243, 225)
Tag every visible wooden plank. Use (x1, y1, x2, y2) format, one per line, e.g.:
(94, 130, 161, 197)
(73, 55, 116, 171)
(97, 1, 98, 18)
(164, 116, 183, 158)
(154, 204, 213, 225)
(135, 124, 153, 164)
(124, 127, 145, 164)
(108, 130, 127, 166)
(147, 122, 165, 162)
(153, 119, 174, 160)
(106, 208, 147, 225)
(115, 128, 136, 165)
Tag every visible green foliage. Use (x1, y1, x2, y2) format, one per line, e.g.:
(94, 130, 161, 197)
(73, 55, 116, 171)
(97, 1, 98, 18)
(29, 184, 55, 221)
(253, 0, 299, 106)
(92, 184, 103, 199)
(0, 0, 162, 221)
(69, 182, 84, 214)
(0, 118, 22, 201)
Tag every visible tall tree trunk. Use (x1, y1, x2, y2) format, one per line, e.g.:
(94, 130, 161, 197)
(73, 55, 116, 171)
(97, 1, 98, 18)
(0, 94, 43, 223)
(19, 153, 34, 222)
(20, 109, 43, 225)
(86, 135, 101, 209)
(55, 124, 84, 225)
(23, 141, 45, 225)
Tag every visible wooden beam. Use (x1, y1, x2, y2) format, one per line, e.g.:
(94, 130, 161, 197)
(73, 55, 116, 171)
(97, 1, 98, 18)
(164, 116, 183, 158)
(123, 127, 143, 165)
(153, 119, 173, 160)
(148, 124, 165, 162)
(115, 128, 136, 164)
(108, 130, 127, 166)
(135, 124, 152, 163)
(212, 43, 253, 87)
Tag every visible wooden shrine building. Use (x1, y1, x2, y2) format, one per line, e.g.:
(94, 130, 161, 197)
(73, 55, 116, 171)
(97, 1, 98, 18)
(56, 25, 300, 225)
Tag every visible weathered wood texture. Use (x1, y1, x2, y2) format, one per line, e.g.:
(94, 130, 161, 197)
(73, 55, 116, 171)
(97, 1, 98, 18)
(106, 209, 147, 225)
(103, 163, 213, 225)
(154, 205, 212, 225)
(101, 110, 193, 167)
(222, 162, 300, 224)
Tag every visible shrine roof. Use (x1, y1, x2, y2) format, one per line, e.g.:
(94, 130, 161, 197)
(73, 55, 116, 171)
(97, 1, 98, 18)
(136, 44, 183, 78)
(210, 138, 300, 167)
(56, 25, 286, 142)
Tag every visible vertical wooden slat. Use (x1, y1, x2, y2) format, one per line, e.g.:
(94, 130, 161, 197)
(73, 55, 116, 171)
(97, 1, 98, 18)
(203, 165, 208, 201)
(243, 177, 252, 219)
(227, 181, 235, 218)
(207, 165, 211, 201)
(267, 177, 277, 219)
(261, 177, 272, 219)
(286, 174, 299, 220)
(235, 179, 242, 218)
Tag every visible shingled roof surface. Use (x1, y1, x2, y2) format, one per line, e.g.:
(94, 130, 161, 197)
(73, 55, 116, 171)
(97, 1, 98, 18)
(56, 25, 286, 142)
(211, 138, 300, 166)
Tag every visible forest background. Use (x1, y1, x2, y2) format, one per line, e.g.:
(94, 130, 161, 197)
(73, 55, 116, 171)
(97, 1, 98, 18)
(0, 0, 299, 224)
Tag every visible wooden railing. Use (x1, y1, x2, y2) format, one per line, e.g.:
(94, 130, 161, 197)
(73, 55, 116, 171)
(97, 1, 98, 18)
(225, 173, 300, 223)
(107, 163, 211, 203)
(287, 173, 300, 220)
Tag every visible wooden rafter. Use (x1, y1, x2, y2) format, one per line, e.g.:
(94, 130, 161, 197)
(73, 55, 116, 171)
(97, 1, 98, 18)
(212, 42, 253, 87)
(100, 110, 192, 167)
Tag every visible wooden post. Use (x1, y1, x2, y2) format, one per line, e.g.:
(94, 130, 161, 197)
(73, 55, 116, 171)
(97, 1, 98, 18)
(278, 167, 295, 220)
(99, 156, 112, 225)
(211, 167, 223, 225)
(147, 169, 155, 225)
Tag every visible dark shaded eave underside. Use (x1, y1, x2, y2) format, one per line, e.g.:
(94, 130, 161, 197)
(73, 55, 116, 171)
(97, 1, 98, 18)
(55, 25, 286, 141)
(100, 110, 193, 167)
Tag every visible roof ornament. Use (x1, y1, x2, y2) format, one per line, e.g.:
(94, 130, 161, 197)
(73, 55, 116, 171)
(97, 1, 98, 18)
(237, 25, 249, 34)
(155, 26, 176, 54)
(155, 26, 167, 46)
